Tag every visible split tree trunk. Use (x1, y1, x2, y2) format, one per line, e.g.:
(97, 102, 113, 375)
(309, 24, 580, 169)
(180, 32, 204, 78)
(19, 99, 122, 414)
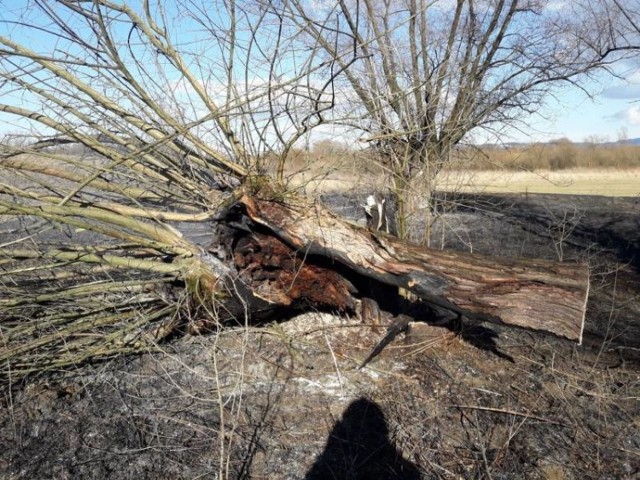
(209, 192, 589, 343)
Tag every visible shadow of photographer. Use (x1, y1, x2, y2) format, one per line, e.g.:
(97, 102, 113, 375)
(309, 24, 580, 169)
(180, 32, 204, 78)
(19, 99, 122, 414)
(305, 397, 421, 480)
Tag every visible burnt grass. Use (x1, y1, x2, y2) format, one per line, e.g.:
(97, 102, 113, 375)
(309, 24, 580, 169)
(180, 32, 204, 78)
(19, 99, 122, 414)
(1, 192, 639, 479)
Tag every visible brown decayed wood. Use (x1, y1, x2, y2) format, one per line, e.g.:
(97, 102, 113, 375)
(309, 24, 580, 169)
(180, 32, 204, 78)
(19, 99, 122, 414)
(233, 232, 354, 312)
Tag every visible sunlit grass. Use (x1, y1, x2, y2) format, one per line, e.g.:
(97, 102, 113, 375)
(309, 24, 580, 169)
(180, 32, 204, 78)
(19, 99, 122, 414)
(291, 166, 640, 197)
(438, 168, 640, 197)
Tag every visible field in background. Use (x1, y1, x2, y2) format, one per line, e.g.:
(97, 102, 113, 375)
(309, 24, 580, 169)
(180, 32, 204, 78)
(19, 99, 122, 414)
(4, 143, 638, 198)
(438, 168, 640, 196)
(289, 167, 640, 197)
(281, 139, 640, 197)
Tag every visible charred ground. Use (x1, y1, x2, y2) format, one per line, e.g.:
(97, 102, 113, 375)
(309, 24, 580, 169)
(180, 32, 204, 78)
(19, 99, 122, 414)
(1, 192, 638, 479)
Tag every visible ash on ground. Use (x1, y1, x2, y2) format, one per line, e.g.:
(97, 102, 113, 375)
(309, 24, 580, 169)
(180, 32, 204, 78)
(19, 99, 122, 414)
(1, 193, 639, 479)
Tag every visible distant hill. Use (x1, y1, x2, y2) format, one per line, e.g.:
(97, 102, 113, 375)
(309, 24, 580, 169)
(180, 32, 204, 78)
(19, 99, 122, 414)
(485, 137, 640, 148)
(608, 137, 640, 146)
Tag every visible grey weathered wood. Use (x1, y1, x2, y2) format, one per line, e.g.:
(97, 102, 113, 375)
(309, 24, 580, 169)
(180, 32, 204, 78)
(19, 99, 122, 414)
(237, 194, 589, 343)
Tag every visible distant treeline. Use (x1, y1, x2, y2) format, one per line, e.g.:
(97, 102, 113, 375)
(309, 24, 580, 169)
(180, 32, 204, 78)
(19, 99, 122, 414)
(6, 136, 640, 172)
(459, 138, 640, 171)
(306, 138, 640, 171)
(292, 138, 640, 172)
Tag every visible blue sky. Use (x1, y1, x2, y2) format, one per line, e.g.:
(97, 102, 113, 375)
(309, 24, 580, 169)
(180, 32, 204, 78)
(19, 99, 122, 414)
(502, 61, 640, 144)
(1, 1, 638, 146)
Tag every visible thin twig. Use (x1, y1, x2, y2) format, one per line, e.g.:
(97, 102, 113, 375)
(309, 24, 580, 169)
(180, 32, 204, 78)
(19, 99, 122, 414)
(450, 404, 569, 427)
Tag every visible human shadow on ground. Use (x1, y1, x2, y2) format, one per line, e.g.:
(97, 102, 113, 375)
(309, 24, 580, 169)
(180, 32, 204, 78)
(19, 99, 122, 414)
(305, 397, 421, 480)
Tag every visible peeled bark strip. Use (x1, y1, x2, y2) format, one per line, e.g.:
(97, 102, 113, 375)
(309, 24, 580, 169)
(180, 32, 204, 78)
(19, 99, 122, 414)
(237, 194, 589, 343)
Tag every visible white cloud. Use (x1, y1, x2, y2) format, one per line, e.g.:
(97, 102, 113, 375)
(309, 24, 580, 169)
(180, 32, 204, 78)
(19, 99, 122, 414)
(611, 105, 640, 125)
(627, 105, 640, 125)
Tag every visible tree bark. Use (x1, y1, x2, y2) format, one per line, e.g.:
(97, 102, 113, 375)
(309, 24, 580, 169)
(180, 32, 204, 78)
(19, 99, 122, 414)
(219, 193, 589, 343)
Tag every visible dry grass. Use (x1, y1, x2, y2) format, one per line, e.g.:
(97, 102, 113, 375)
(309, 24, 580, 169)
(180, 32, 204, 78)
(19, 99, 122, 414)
(1, 144, 638, 478)
(288, 167, 640, 197)
(438, 168, 640, 197)
(2, 182, 638, 478)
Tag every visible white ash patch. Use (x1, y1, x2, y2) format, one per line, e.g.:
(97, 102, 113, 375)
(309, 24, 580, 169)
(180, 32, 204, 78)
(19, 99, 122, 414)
(281, 311, 358, 336)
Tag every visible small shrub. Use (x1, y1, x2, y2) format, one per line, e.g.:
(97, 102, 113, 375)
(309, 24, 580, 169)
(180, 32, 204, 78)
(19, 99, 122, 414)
(549, 154, 577, 170)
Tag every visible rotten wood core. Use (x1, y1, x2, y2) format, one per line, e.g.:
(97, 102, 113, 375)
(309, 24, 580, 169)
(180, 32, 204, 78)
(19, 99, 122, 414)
(233, 232, 355, 312)
(214, 194, 590, 344)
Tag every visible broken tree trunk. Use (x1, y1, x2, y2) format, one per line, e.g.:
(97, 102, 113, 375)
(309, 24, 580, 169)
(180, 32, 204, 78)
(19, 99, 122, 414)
(221, 192, 589, 343)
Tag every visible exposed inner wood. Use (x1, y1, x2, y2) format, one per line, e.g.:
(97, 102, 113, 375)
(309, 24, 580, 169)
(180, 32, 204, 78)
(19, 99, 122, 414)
(232, 232, 355, 312)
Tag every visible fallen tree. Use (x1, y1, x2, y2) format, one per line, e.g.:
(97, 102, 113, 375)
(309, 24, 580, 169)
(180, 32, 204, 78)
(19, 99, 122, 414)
(232, 189, 589, 342)
(0, 0, 613, 383)
(0, 173, 590, 381)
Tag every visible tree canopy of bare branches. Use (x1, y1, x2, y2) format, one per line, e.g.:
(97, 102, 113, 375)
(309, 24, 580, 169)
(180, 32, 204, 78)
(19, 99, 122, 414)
(282, 0, 639, 240)
(0, 0, 338, 379)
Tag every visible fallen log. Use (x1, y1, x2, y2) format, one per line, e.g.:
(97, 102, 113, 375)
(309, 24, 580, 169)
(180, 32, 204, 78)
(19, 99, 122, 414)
(226, 192, 589, 343)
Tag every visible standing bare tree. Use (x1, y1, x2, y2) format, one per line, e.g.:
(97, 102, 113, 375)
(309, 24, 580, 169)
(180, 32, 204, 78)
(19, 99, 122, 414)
(610, 0, 640, 75)
(282, 0, 638, 242)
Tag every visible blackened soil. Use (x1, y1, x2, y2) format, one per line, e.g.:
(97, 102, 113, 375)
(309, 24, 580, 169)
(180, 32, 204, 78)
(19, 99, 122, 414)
(1, 192, 639, 479)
